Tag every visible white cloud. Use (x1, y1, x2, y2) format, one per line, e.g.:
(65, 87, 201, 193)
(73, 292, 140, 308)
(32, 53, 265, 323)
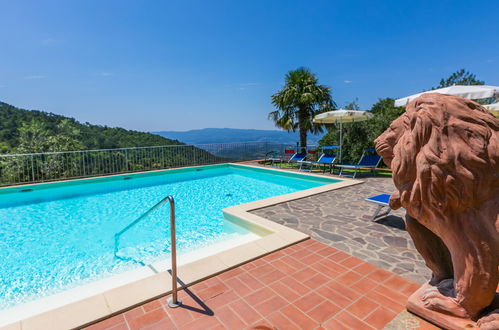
(343, 80, 352, 84)
(24, 75, 46, 80)
(99, 72, 114, 77)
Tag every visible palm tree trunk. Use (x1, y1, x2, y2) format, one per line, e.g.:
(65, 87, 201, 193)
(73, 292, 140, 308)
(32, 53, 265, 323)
(298, 108, 307, 152)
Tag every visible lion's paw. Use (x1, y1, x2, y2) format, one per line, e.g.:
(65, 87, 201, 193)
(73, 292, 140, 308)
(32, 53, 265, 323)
(477, 309, 499, 330)
(420, 290, 469, 318)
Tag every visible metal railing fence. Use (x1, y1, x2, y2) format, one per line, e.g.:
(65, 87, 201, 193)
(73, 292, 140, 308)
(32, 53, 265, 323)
(0, 142, 312, 186)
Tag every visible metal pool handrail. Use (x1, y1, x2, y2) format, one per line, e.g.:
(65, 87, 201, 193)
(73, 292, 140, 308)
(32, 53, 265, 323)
(113, 195, 182, 308)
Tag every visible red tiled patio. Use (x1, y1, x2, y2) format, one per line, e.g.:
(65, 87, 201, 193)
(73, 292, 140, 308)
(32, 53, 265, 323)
(84, 239, 438, 330)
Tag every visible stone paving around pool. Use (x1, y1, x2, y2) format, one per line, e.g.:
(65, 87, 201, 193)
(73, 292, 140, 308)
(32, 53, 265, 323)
(85, 239, 438, 330)
(251, 166, 431, 284)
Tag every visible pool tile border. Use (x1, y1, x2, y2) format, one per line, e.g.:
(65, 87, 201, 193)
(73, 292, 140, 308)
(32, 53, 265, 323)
(0, 163, 362, 330)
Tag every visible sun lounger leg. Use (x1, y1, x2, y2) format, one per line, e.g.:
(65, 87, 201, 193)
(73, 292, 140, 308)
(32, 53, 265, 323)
(371, 204, 391, 221)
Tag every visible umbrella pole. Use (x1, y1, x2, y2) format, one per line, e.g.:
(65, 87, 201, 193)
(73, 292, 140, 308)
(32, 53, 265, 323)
(339, 121, 343, 163)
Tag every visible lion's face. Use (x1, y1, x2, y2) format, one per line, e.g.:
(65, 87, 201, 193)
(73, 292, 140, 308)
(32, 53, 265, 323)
(374, 115, 407, 168)
(375, 93, 499, 216)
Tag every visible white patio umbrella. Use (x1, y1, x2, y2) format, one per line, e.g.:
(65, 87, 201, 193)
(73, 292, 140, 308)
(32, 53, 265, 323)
(313, 109, 373, 163)
(394, 85, 499, 107)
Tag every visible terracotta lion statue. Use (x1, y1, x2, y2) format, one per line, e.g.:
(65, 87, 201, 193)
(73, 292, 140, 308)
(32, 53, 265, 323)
(374, 93, 499, 328)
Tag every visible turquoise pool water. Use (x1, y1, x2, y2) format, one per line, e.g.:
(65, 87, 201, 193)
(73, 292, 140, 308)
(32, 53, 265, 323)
(0, 164, 338, 309)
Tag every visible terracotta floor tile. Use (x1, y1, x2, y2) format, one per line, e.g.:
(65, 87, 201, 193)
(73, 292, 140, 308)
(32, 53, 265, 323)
(366, 268, 393, 283)
(262, 249, 285, 262)
(237, 272, 264, 291)
(216, 306, 246, 329)
(107, 323, 129, 330)
(365, 290, 405, 314)
(182, 314, 221, 330)
(203, 276, 223, 288)
(292, 266, 319, 282)
(328, 250, 351, 263)
(268, 281, 300, 303)
(206, 289, 239, 310)
(127, 308, 168, 330)
(350, 277, 377, 294)
(384, 274, 412, 290)
(316, 284, 353, 309)
(225, 276, 252, 297)
(230, 299, 262, 325)
(293, 292, 325, 313)
(253, 295, 288, 317)
(316, 246, 339, 258)
(300, 252, 323, 265)
(310, 260, 341, 279)
(246, 318, 274, 330)
(245, 286, 276, 306)
(198, 283, 229, 300)
(374, 285, 409, 305)
(322, 317, 351, 330)
(165, 304, 194, 327)
(85, 314, 125, 330)
(279, 276, 310, 295)
(401, 282, 422, 297)
(218, 267, 244, 281)
(124, 306, 145, 323)
(143, 317, 175, 330)
(271, 258, 299, 273)
(347, 296, 379, 320)
(259, 269, 286, 284)
(340, 256, 363, 269)
(290, 247, 315, 260)
(249, 263, 276, 278)
(352, 261, 378, 276)
(364, 306, 397, 329)
(330, 310, 375, 330)
(326, 280, 362, 302)
(336, 271, 364, 287)
(266, 311, 301, 330)
(280, 255, 306, 270)
(281, 304, 318, 329)
(303, 272, 331, 289)
(307, 300, 341, 324)
(142, 300, 162, 312)
(316, 259, 349, 274)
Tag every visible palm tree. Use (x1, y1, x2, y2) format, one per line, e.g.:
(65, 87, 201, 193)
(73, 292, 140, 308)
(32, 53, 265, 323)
(269, 67, 334, 151)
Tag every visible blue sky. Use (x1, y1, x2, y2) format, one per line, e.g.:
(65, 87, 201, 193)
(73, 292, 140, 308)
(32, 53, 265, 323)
(1, 0, 498, 131)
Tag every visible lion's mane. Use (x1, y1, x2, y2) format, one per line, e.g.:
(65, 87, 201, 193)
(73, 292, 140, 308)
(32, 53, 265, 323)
(375, 93, 499, 219)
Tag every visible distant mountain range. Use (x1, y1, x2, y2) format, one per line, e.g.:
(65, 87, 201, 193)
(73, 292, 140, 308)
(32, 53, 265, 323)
(153, 128, 323, 145)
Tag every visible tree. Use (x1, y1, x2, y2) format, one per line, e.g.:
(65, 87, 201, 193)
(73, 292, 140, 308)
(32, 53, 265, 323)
(434, 69, 484, 89)
(16, 120, 51, 153)
(319, 98, 404, 163)
(269, 68, 335, 150)
(48, 119, 84, 152)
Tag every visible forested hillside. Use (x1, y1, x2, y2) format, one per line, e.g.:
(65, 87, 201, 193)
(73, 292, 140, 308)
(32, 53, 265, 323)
(0, 102, 225, 186)
(0, 102, 182, 154)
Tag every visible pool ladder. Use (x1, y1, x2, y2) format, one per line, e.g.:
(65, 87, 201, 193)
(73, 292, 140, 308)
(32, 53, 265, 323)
(113, 195, 182, 308)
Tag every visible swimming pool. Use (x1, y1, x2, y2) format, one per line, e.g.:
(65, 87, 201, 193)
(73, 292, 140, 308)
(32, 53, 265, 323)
(0, 164, 339, 310)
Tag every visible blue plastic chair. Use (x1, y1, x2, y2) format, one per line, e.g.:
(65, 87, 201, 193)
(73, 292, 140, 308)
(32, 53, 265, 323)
(288, 152, 307, 163)
(365, 193, 391, 221)
(336, 149, 382, 178)
(299, 146, 338, 173)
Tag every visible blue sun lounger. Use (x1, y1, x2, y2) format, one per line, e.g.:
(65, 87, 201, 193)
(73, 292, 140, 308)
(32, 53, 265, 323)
(299, 146, 338, 173)
(288, 151, 307, 163)
(336, 149, 382, 178)
(365, 193, 391, 221)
